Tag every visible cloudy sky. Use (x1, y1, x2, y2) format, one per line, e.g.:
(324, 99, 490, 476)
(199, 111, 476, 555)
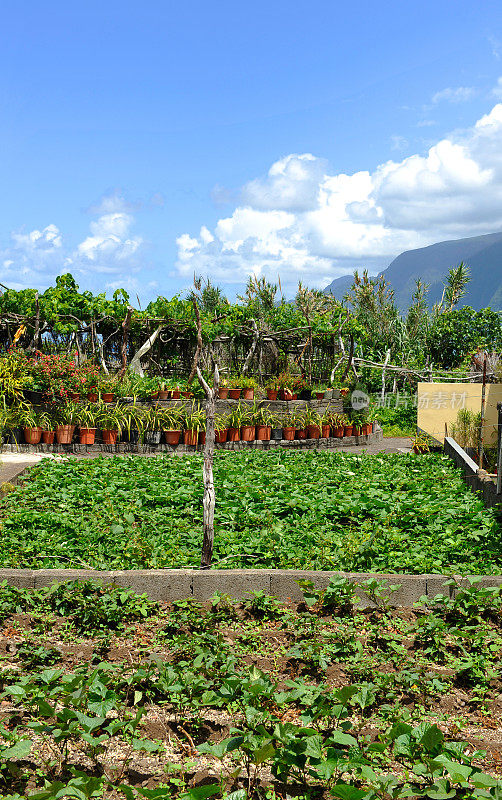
(2, 0, 502, 300)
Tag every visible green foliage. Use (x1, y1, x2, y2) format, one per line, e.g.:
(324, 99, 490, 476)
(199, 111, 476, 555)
(1, 452, 500, 574)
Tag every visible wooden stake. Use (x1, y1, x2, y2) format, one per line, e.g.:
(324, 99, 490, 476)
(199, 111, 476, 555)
(197, 362, 219, 569)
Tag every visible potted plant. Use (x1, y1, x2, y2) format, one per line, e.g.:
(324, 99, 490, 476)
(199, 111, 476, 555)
(157, 380, 170, 401)
(330, 412, 344, 438)
(240, 403, 256, 442)
(227, 377, 242, 401)
(76, 404, 98, 445)
(320, 408, 331, 439)
(120, 401, 144, 445)
(240, 375, 258, 400)
(253, 404, 273, 441)
(143, 407, 163, 445)
(412, 434, 430, 455)
(265, 377, 280, 401)
(99, 378, 117, 404)
(292, 409, 307, 439)
(162, 406, 183, 446)
(96, 403, 125, 445)
(270, 411, 283, 441)
(39, 410, 55, 444)
(304, 408, 322, 439)
(227, 404, 243, 442)
(343, 418, 354, 437)
(182, 403, 205, 446)
(17, 407, 44, 445)
(215, 412, 229, 443)
(54, 402, 79, 444)
(218, 378, 229, 400)
(282, 412, 296, 441)
(312, 384, 327, 401)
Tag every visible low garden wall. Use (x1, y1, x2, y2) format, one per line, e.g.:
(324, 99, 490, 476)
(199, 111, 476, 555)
(0, 567, 500, 605)
(443, 435, 501, 507)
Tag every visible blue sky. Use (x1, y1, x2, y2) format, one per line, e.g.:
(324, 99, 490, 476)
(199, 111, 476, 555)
(2, 0, 502, 301)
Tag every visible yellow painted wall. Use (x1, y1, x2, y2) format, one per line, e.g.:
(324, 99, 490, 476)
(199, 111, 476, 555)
(417, 382, 502, 445)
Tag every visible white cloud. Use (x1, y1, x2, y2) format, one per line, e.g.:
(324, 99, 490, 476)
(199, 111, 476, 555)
(0, 193, 145, 291)
(492, 76, 502, 99)
(176, 102, 502, 293)
(432, 86, 476, 104)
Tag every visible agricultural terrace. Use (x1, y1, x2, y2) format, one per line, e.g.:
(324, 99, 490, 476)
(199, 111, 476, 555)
(1, 450, 500, 574)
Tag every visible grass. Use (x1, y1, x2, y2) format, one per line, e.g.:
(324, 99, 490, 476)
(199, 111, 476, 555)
(0, 450, 500, 574)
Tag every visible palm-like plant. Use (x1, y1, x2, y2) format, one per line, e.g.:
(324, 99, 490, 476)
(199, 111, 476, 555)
(227, 402, 245, 430)
(182, 402, 205, 433)
(95, 403, 127, 434)
(54, 402, 80, 426)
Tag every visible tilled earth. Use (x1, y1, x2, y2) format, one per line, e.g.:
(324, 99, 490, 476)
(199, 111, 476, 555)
(0, 579, 501, 798)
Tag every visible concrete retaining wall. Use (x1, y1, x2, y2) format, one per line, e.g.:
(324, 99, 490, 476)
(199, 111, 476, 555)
(0, 568, 500, 606)
(443, 436, 501, 507)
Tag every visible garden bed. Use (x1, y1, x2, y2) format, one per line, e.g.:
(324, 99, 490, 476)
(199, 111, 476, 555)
(0, 576, 500, 798)
(0, 451, 500, 574)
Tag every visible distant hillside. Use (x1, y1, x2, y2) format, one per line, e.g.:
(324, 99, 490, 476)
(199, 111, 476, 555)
(325, 231, 502, 310)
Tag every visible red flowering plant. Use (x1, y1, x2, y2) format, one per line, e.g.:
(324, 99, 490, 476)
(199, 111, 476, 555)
(23, 352, 102, 401)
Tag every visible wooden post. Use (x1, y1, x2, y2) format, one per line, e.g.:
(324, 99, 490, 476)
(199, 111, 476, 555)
(478, 356, 487, 468)
(381, 349, 391, 404)
(119, 305, 133, 376)
(197, 362, 219, 569)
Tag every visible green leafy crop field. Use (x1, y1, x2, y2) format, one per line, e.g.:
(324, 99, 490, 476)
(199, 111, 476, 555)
(1, 451, 500, 574)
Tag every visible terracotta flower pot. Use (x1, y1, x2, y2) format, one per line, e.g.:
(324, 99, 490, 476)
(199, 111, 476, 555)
(228, 388, 241, 400)
(215, 428, 228, 443)
(198, 431, 206, 445)
(334, 426, 344, 438)
(42, 430, 55, 445)
(307, 424, 321, 439)
(183, 430, 198, 446)
(164, 429, 181, 445)
(240, 425, 255, 442)
(102, 393, 115, 403)
(24, 427, 43, 445)
(218, 387, 229, 399)
(87, 392, 99, 403)
(353, 426, 361, 436)
(366, 422, 373, 435)
(322, 424, 330, 438)
(282, 426, 295, 440)
(241, 388, 254, 400)
(56, 425, 75, 445)
(181, 391, 193, 398)
(227, 427, 240, 442)
(102, 429, 118, 445)
(151, 391, 159, 400)
(158, 390, 169, 401)
(282, 389, 294, 401)
(171, 389, 181, 399)
(79, 428, 96, 445)
(266, 390, 278, 401)
(256, 425, 271, 441)
(296, 428, 307, 439)
(315, 392, 324, 400)
(344, 425, 353, 437)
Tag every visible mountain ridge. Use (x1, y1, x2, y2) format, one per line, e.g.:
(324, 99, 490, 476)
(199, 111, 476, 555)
(324, 231, 502, 310)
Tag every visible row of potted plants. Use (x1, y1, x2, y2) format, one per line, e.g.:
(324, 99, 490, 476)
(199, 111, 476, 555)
(0, 401, 374, 447)
(5, 349, 342, 404)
